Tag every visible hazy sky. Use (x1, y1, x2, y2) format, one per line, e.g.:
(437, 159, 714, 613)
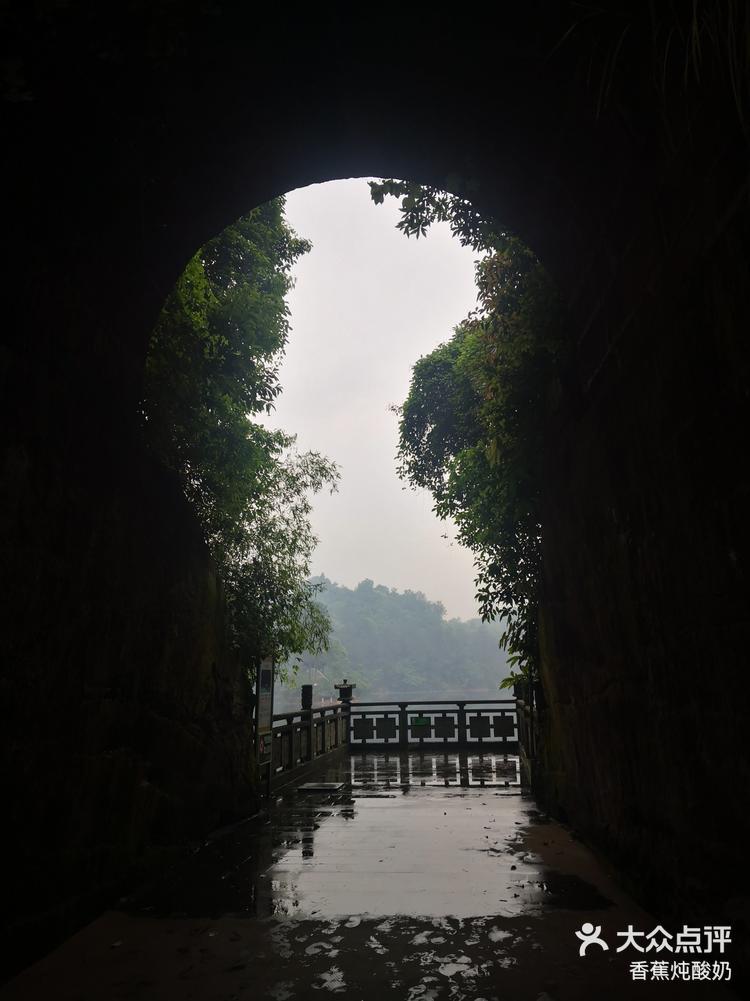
(266, 178, 482, 621)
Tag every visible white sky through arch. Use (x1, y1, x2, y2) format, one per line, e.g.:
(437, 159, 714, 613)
(266, 178, 481, 621)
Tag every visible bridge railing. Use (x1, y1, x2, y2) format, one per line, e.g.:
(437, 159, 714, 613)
(271, 704, 348, 784)
(348, 699, 518, 751)
(270, 698, 521, 787)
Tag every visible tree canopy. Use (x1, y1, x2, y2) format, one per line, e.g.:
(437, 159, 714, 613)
(276, 576, 510, 707)
(141, 198, 338, 671)
(370, 180, 564, 684)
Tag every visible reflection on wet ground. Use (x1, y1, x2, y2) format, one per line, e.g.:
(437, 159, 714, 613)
(1, 752, 737, 1000)
(136, 751, 533, 922)
(350, 751, 521, 789)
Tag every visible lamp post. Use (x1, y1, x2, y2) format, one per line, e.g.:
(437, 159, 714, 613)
(334, 679, 355, 748)
(334, 678, 356, 704)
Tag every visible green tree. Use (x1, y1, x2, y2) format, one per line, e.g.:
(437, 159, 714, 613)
(279, 576, 510, 702)
(141, 198, 338, 670)
(370, 181, 563, 684)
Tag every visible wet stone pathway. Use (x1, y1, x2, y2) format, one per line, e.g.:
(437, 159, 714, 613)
(2, 752, 737, 1000)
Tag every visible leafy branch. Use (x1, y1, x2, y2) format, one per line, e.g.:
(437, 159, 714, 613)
(141, 198, 338, 672)
(372, 182, 564, 686)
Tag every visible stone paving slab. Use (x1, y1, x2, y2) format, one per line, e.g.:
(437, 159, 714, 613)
(1, 752, 738, 1000)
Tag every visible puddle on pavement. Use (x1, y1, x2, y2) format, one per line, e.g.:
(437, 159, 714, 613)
(259, 915, 529, 996)
(503, 871, 613, 911)
(3, 907, 735, 1001)
(5, 755, 735, 1001)
(128, 751, 608, 925)
(530, 871, 613, 910)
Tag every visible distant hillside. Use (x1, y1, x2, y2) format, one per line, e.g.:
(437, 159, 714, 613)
(276, 576, 510, 709)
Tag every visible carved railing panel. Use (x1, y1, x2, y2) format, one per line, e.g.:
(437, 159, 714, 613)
(348, 700, 518, 751)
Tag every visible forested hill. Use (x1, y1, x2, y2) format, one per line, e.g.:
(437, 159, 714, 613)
(277, 576, 510, 706)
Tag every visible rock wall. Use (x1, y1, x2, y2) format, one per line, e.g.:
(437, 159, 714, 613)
(1, 432, 257, 970)
(538, 141, 750, 928)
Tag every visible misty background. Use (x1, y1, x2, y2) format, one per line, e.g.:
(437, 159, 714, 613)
(264, 179, 509, 706)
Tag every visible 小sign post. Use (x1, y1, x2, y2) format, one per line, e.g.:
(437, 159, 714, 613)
(255, 656, 275, 796)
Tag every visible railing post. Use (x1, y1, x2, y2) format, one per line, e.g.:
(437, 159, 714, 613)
(342, 703, 351, 747)
(288, 716, 294, 765)
(398, 702, 409, 748)
(456, 701, 467, 746)
(514, 681, 535, 787)
(333, 679, 356, 750)
(307, 707, 316, 762)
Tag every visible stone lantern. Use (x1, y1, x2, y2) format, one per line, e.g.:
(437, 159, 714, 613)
(334, 678, 356, 704)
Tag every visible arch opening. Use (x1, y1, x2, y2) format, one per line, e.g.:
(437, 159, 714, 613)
(140, 174, 552, 708)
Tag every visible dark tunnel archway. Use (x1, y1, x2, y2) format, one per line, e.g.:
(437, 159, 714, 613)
(2, 1, 749, 980)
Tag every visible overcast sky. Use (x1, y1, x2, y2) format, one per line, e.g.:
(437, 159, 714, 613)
(266, 178, 482, 621)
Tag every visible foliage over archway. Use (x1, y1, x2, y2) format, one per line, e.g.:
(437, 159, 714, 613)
(371, 181, 564, 684)
(141, 198, 338, 670)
